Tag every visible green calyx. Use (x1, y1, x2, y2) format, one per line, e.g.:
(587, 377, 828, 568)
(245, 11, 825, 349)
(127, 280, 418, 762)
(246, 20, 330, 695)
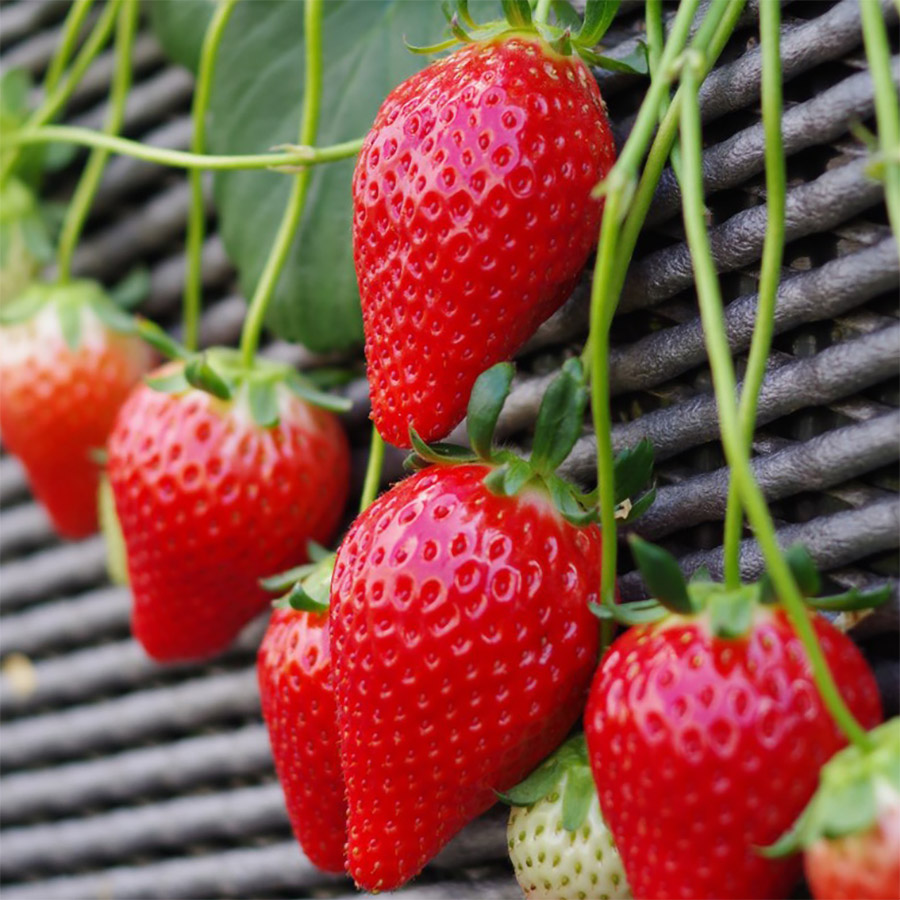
(599, 539, 893, 635)
(409, 0, 648, 75)
(498, 733, 596, 832)
(762, 717, 900, 858)
(260, 542, 335, 614)
(137, 326, 351, 427)
(0, 277, 144, 349)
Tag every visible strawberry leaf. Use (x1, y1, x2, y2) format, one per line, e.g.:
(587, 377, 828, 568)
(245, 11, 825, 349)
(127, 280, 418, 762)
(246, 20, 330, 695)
(185, 354, 233, 400)
(575, 0, 620, 47)
(109, 268, 150, 310)
(260, 563, 317, 593)
(551, 0, 581, 29)
(0, 284, 48, 324)
(620, 485, 656, 523)
(497, 758, 560, 807)
(501, 0, 532, 27)
(759, 543, 821, 603)
(277, 581, 330, 614)
(561, 764, 594, 832)
(589, 598, 666, 626)
(530, 357, 587, 474)
(89, 295, 137, 335)
(56, 299, 82, 352)
(146, 369, 190, 394)
(136, 317, 191, 361)
(579, 43, 649, 75)
(248, 379, 280, 428)
(613, 439, 654, 504)
(409, 427, 478, 466)
(806, 584, 892, 612)
(708, 589, 756, 639)
(546, 475, 595, 526)
(284, 370, 352, 412)
(629, 536, 693, 614)
(467, 362, 514, 461)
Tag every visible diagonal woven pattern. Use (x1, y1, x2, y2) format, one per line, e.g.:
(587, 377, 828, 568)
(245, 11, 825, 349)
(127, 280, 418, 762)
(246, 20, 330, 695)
(1, 1, 898, 898)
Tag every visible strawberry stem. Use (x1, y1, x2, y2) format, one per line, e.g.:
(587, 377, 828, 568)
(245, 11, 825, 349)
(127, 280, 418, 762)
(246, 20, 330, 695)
(56, 0, 136, 284)
(238, 0, 324, 369)
(43, 0, 96, 96)
(0, 0, 120, 187)
(722, 0, 786, 589)
(183, 0, 239, 353)
(532, 0, 552, 27)
(359, 427, 385, 513)
(676, 42, 872, 751)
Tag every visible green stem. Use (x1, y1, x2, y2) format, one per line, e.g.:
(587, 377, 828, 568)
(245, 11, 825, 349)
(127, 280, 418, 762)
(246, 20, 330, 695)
(677, 53, 871, 750)
(1, 0, 120, 186)
(359, 427, 386, 513)
(860, 0, 900, 263)
(587, 0, 703, 611)
(722, 0, 785, 588)
(183, 0, 239, 352)
(44, 0, 96, 94)
(56, 0, 136, 283)
(238, 0, 324, 369)
(645, 0, 668, 123)
(533, 0, 552, 27)
(7, 127, 363, 172)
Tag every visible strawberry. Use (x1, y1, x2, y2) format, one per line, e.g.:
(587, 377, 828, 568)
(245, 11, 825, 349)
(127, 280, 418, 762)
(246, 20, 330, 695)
(0, 281, 153, 538)
(330, 360, 607, 891)
(766, 717, 900, 900)
(107, 351, 350, 661)
(352, 5, 617, 447)
(257, 552, 346, 873)
(504, 733, 631, 900)
(584, 541, 884, 900)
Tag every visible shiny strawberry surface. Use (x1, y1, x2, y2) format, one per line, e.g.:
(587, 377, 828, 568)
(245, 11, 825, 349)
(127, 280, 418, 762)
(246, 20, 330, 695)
(585, 608, 883, 900)
(108, 372, 350, 661)
(330, 463, 603, 890)
(258, 607, 346, 874)
(353, 36, 616, 447)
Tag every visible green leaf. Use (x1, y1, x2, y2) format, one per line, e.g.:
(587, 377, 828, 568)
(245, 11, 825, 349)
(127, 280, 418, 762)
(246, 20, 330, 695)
(497, 759, 560, 807)
(628, 536, 693, 614)
(708, 589, 755, 639)
(202, 0, 461, 352)
(807, 584, 893, 612)
(410, 427, 478, 465)
(89, 295, 136, 334)
(530, 358, 588, 473)
(0, 284, 48, 324)
(284, 369, 353, 413)
(136, 317, 190, 361)
(110, 268, 150, 310)
(501, 0, 532, 27)
(146, 0, 216, 72)
(613, 439, 654, 503)
(467, 362, 514, 460)
(276, 581, 330, 614)
(56, 300, 82, 351)
(260, 563, 317, 593)
(561, 765, 594, 832)
(546, 475, 595, 526)
(307, 540, 331, 563)
(621, 485, 656, 522)
(551, 0, 582, 30)
(690, 565, 712, 583)
(589, 599, 666, 626)
(579, 43, 649, 75)
(248, 379, 281, 428)
(760, 543, 821, 603)
(575, 0, 620, 47)
(185, 355, 233, 400)
(146, 368, 190, 394)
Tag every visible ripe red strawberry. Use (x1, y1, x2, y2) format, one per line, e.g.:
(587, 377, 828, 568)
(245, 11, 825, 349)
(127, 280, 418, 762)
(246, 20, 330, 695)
(258, 594, 346, 873)
(585, 599, 883, 900)
(353, 26, 616, 447)
(0, 281, 153, 538)
(331, 462, 603, 890)
(107, 357, 350, 661)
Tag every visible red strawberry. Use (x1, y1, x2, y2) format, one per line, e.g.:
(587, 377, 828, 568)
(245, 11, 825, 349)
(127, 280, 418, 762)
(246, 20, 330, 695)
(353, 25, 616, 447)
(258, 571, 346, 873)
(0, 281, 153, 538)
(585, 595, 883, 900)
(107, 356, 350, 662)
(331, 462, 603, 890)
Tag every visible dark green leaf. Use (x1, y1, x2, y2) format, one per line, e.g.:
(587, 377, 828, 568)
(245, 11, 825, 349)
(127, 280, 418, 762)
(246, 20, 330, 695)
(807, 584, 892, 612)
(467, 362, 515, 460)
(613, 439, 654, 503)
(204, 1, 459, 352)
(547, 475, 595, 526)
(621, 485, 656, 522)
(110, 268, 150, 310)
(410, 427, 478, 465)
(501, 0, 532, 26)
(56, 300, 82, 351)
(248, 379, 280, 427)
(561, 765, 594, 832)
(530, 358, 588, 473)
(185, 355, 233, 400)
(146, 0, 216, 72)
(284, 370, 353, 413)
(497, 759, 560, 807)
(628, 536, 693, 614)
(575, 0, 620, 46)
(146, 368, 190, 394)
(760, 543, 821, 603)
(579, 43, 649, 75)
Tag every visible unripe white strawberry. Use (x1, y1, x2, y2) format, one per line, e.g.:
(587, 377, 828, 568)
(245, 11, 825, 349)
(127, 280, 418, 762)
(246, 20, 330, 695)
(504, 734, 631, 900)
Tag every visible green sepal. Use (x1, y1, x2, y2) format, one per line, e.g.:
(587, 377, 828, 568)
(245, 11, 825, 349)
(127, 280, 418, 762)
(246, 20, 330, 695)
(549, 28, 573, 56)
(145, 368, 190, 394)
(467, 362, 514, 461)
(547, 476, 595, 526)
(620, 485, 656, 523)
(806, 584, 892, 612)
(271, 552, 336, 614)
(19, 213, 54, 262)
(303, 366, 357, 390)
(550, 0, 581, 30)
(109, 268, 150, 310)
(185, 354, 233, 400)
(574, 0, 620, 47)
(454, 0, 476, 27)
(275, 581, 330, 614)
(284, 369, 352, 413)
(136, 317, 191, 361)
(88, 294, 137, 335)
(613, 439, 654, 504)
(589, 598, 666, 626)
(708, 588, 756, 639)
(579, 43, 649, 75)
(306, 540, 331, 564)
(759, 544, 821, 603)
(483, 457, 533, 498)
(530, 357, 587, 475)
(409, 427, 478, 466)
(260, 563, 317, 593)
(690, 565, 713, 583)
(248, 378, 280, 428)
(561, 763, 594, 832)
(404, 34, 461, 54)
(497, 759, 560, 807)
(0, 284, 49, 325)
(629, 535, 694, 614)
(501, 0, 532, 27)
(56, 299, 82, 352)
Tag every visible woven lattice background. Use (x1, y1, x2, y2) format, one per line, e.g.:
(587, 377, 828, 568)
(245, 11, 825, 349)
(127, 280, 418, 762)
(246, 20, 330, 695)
(1, 1, 898, 897)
